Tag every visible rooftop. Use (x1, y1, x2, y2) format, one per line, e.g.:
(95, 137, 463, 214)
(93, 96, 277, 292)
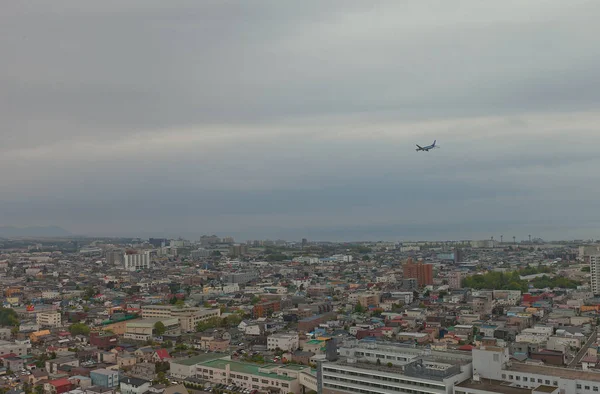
(508, 362, 600, 383)
(199, 359, 296, 381)
(172, 354, 223, 366)
(456, 379, 533, 394)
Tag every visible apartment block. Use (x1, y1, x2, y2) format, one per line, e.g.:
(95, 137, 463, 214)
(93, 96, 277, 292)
(267, 333, 299, 352)
(36, 311, 62, 328)
(141, 305, 220, 332)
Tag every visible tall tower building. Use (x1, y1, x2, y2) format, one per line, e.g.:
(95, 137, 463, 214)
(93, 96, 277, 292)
(591, 254, 600, 295)
(403, 258, 433, 287)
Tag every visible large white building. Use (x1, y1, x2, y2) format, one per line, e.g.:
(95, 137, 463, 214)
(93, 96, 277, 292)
(123, 251, 152, 271)
(473, 345, 600, 394)
(320, 340, 473, 394)
(267, 333, 299, 352)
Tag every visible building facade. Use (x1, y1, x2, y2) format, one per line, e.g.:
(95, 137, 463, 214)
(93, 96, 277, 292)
(123, 251, 151, 271)
(267, 333, 299, 352)
(403, 258, 433, 287)
(36, 312, 62, 328)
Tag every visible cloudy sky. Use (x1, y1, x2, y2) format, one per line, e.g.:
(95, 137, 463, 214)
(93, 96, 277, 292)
(2, 1, 600, 242)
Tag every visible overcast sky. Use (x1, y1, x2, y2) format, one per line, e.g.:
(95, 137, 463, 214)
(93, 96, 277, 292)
(2, 1, 600, 242)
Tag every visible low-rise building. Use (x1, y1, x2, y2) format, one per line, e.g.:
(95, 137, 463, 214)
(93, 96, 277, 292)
(90, 369, 120, 389)
(120, 377, 151, 394)
(267, 333, 299, 352)
(197, 359, 307, 393)
(37, 312, 62, 328)
(124, 318, 180, 341)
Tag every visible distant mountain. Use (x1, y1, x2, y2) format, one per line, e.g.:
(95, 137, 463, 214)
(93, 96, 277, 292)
(0, 226, 72, 238)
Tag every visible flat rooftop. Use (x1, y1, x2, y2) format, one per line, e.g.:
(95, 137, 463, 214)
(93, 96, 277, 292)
(199, 359, 296, 381)
(172, 354, 223, 366)
(508, 362, 600, 382)
(457, 379, 531, 394)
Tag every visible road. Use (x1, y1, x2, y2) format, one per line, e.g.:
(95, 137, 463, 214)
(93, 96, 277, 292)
(569, 327, 597, 368)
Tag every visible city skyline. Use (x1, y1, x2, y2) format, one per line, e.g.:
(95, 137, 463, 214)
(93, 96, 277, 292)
(3, 1, 600, 241)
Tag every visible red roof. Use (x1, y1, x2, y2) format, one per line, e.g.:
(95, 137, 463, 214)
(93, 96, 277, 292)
(0, 353, 17, 359)
(458, 344, 475, 351)
(155, 349, 171, 360)
(50, 378, 72, 388)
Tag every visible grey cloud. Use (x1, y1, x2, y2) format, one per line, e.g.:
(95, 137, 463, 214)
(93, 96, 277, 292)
(2, 1, 600, 240)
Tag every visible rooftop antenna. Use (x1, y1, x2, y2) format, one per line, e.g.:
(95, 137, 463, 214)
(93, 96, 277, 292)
(500, 235, 503, 244)
(529, 235, 532, 243)
(513, 236, 516, 245)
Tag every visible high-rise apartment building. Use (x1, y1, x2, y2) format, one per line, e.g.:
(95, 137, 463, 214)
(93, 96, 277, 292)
(403, 258, 433, 287)
(106, 248, 124, 266)
(591, 254, 600, 295)
(123, 250, 151, 271)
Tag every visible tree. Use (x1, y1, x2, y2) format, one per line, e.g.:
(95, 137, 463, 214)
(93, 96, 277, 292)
(34, 386, 44, 394)
(0, 308, 19, 327)
(376, 358, 381, 366)
(154, 321, 166, 336)
(582, 266, 591, 272)
(68, 323, 90, 336)
(354, 303, 366, 314)
(83, 287, 96, 301)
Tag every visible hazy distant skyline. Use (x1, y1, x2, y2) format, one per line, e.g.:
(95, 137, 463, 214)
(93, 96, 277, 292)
(2, 1, 600, 241)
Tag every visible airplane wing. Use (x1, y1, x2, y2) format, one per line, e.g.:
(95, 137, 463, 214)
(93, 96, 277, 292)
(416, 145, 423, 149)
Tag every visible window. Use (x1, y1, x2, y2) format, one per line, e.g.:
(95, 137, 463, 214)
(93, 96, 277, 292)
(577, 385, 582, 389)
(502, 374, 506, 379)
(509, 375, 514, 380)
(523, 377, 528, 382)
(594, 387, 598, 392)
(586, 386, 591, 390)
(493, 354, 500, 362)
(516, 376, 520, 381)
(538, 379, 542, 383)
(545, 380, 550, 385)
(553, 381, 558, 386)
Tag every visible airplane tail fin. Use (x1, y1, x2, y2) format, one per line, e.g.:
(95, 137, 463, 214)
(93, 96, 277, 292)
(433, 140, 436, 146)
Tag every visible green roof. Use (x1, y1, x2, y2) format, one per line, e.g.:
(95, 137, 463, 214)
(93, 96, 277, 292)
(173, 354, 223, 366)
(305, 340, 324, 345)
(199, 359, 295, 381)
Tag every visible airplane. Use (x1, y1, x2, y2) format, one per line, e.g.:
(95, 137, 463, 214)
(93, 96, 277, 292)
(416, 140, 438, 152)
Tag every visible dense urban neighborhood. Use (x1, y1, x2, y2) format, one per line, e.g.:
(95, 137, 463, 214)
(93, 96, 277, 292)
(0, 236, 599, 394)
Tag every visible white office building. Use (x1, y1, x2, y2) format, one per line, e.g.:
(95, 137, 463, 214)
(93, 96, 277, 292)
(473, 345, 600, 394)
(320, 340, 473, 394)
(124, 251, 151, 271)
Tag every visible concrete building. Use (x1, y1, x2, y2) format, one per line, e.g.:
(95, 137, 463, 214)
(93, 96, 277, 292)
(267, 333, 299, 352)
(449, 271, 468, 290)
(473, 345, 600, 394)
(225, 272, 258, 284)
(190, 249, 210, 259)
(89, 369, 119, 389)
(119, 377, 151, 394)
(106, 249, 124, 266)
(403, 258, 433, 287)
(36, 311, 62, 328)
(0, 340, 30, 357)
(123, 251, 151, 271)
(141, 305, 220, 332)
(321, 340, 473, 394)
(197, 359, 306, 393)
(590, 254, 600, 295)
(124, 318, 180, 341)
